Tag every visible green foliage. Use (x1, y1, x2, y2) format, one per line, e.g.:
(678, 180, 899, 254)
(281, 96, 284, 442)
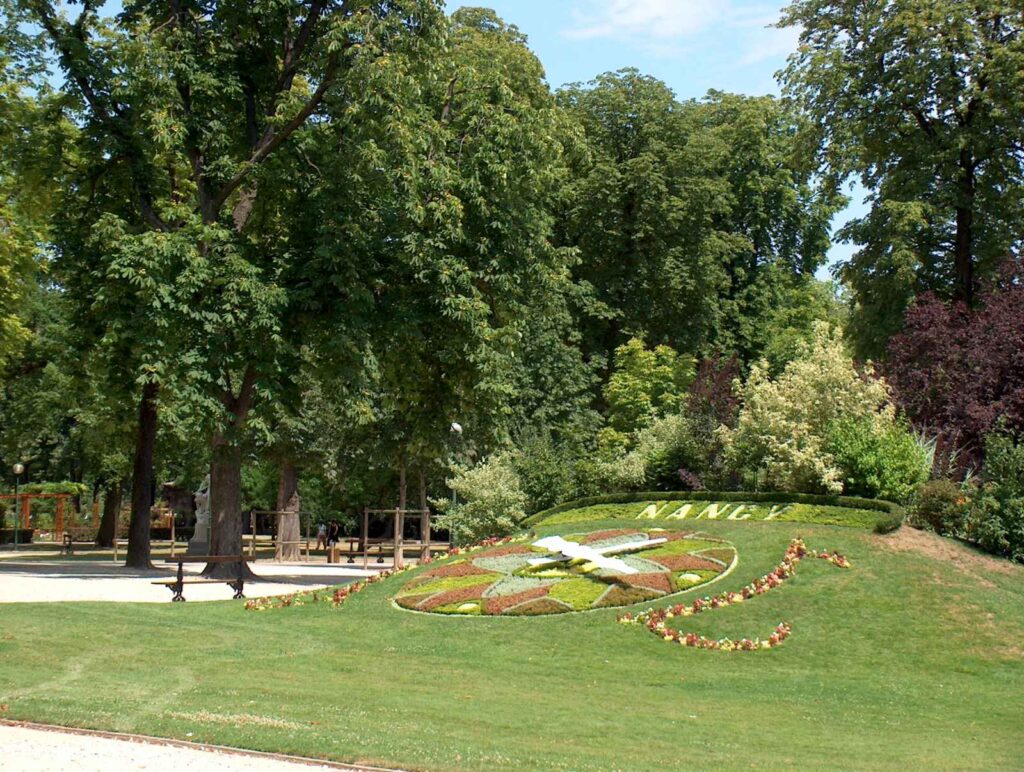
(914, 480, 968, 536)
(967, 432, 1024, 562)
(598, 413, 704, 491)
(603, 339, 695, 434)
(509, 433, 579, 515)
(721, 324, 904, 495)
(557, 72, 841, 364)
(435, 453, 528, 543)
(824, 417, 930, 503)
(18, 482, 88, 497)
(780, 1, 1024, 356)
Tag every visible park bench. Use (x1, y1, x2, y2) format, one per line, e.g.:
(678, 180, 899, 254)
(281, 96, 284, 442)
(154, 555, 250, 602)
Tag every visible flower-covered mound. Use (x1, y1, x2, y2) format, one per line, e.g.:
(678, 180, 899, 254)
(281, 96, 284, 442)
(394, 529, 737, 616)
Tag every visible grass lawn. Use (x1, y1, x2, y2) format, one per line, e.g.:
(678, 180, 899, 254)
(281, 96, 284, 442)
(1, 516, 1023, 769)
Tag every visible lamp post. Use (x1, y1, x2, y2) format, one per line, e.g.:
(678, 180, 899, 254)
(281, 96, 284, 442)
(12, 463, 24, 551)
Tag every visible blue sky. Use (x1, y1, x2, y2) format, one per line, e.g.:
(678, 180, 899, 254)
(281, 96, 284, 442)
(448, 0, 866, 277)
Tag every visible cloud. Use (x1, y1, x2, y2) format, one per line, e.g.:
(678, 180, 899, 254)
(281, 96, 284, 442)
(565, 0, 723, 41)
(564, 0, 797, 66)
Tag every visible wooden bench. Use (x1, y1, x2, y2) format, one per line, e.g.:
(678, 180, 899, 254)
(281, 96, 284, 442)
(155, 555, 250, 602)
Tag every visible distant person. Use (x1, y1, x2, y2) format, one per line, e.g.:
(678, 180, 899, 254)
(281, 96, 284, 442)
(316, 521, 327, 551)
(326, 519, 341, 563)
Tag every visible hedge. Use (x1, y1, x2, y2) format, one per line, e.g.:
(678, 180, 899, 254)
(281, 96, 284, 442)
(523, 490, 904, 534)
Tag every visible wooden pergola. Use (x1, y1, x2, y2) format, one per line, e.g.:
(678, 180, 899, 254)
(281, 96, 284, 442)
(358, 507, 448, 569)
(0, 492, 74, 537)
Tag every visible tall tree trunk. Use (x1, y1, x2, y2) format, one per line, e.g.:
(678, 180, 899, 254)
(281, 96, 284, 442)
(205, 369, 258, 578)
(205, 436, 255, 578)
(126, 380, 159, 568)
(395, 457, 407, 568)
(954, 150, 976, 305)
(276, 457, 301, 562)
(419, 469, 430, 561)
(95, 479, 123, 548)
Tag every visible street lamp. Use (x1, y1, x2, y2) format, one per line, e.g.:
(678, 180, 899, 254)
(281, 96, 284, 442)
(12, 463, 24, 551)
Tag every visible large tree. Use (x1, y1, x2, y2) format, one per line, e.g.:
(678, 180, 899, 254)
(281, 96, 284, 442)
(557, 71, 839, 365)
(24, 0, 446, 568)
(779, 1, 1024, 355)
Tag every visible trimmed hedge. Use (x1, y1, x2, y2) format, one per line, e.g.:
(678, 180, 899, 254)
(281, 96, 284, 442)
(524, 490, 904, 534)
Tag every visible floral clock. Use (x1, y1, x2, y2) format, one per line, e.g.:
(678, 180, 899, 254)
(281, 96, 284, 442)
(394, 529, 737, 616)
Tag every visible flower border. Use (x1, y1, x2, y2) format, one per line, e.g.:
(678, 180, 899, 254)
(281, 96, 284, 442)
(616, 538, 850, 651)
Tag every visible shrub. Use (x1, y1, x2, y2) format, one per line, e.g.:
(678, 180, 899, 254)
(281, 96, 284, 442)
(604, 338, 695, 434)
(966, 432, 1024, 562)
(435, 453, 528, 544)
(887, 257, 1024, 468)
(824, 417, 930, 503)
(511, 433, 578, 514)
(596, 413, 705, 491)
(720, 323, 896, 494)
(914, 479, 968, 535)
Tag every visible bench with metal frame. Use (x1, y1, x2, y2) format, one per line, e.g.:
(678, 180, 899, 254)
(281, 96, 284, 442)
(154, 555, 251, 602)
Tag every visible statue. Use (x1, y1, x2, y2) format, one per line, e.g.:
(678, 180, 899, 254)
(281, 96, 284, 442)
(187, 474, 211, 555)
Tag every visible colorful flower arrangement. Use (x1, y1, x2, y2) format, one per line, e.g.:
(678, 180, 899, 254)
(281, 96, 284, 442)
(616, 538, 850, 651)
(395, 529, 738, 615)
(244, 561, 419, 612)
(242, 536, 527, 613)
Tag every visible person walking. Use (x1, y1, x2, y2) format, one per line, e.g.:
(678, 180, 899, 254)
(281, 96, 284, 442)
(326, 519, 340, 563)
(316, 521, 327, 551)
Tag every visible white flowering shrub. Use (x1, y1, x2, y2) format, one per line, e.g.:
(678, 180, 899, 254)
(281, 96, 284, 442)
(435, 453, 529, 544)
(720, 323, 899, 495)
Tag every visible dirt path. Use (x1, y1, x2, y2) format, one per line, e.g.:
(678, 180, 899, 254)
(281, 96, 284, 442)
(0, 721, 392, 771)
(0, 561, 382, 603)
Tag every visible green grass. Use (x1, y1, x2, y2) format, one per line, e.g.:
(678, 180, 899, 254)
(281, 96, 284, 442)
(2, 517, 1023, 769)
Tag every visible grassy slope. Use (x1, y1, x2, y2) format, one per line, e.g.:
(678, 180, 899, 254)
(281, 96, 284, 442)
(1, 518, 1023, 770)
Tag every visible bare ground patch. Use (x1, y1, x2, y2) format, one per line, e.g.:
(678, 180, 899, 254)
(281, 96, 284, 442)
(875, 526, 1020, 583)
(168, 711, 304, 731)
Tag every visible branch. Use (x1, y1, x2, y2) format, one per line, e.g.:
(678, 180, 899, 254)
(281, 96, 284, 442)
(213, 53, 341, 225)
(29, 1, 171, 231)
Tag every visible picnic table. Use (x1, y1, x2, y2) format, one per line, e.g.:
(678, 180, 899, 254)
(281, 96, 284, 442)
(155, 555, 251, 602)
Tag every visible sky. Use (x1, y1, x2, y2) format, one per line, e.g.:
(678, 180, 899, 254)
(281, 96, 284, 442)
(448, 0, 867, 277)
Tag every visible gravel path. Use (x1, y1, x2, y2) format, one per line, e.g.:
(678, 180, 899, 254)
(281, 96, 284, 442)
(0, 561, 382, 603)
(0, 723, 383, 771)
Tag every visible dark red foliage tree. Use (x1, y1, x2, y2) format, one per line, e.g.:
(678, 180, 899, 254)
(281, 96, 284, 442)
(687, 354, 741, 432)
(887, 256, 1024, 468)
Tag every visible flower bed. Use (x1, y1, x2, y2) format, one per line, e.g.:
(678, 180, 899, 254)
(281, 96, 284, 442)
(394, 529, 738, 616)
(617, 538, 850, 651)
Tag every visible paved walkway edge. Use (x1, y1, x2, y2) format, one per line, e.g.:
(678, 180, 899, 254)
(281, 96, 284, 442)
(0, 718, 403, 771)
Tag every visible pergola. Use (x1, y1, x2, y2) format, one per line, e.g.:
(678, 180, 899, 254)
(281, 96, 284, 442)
(359, 507, 447, 569)
(0, 492, 74, 537)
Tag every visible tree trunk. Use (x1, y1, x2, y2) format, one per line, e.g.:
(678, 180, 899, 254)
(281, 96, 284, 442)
(276, 457, 301, 562)
(395, 457, 407, 568)
(126, 380, 159, 568)
(205, 436, 255, 578)
(95, 480, 122, 548)
(954, 150, 976, 305)
(205, 370, 258, 579)
(419, 469, 430, 560)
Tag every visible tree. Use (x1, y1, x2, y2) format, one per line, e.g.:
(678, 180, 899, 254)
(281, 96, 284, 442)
(780, 1, 1024, 355)
(556, 72, 840, 364)
(603, 338, 694, 435)
(886, 255, 1024, 468)
(24, 0, 447, 570)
